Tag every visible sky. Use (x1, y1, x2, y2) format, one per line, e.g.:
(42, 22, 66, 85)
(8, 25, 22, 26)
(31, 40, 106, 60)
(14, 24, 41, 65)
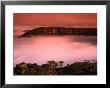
(14, 13, 97, 27)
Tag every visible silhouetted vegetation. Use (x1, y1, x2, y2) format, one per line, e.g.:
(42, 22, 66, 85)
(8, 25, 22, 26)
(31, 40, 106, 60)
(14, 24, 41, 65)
(14, 60, 97, 75)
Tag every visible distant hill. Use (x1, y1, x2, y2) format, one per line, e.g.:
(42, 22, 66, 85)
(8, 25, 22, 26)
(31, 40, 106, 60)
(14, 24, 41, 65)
(19, 27, 97, 37)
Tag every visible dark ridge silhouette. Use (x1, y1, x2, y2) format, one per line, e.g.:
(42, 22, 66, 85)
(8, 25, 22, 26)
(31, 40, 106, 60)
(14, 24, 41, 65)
(14, 60, 97, 75)
(19, 27, 97, 37)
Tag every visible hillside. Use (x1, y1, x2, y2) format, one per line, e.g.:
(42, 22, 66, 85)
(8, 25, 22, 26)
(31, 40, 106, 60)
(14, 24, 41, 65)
(19, 27, 97, 37)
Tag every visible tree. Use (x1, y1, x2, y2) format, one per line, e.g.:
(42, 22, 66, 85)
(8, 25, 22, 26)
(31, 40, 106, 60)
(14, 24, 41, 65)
(58, 61, 64, 68)
(47, 60, 58, 68)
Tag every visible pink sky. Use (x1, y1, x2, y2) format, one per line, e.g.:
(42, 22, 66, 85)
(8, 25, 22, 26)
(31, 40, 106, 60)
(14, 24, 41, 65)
(14, 13, 97, 27)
